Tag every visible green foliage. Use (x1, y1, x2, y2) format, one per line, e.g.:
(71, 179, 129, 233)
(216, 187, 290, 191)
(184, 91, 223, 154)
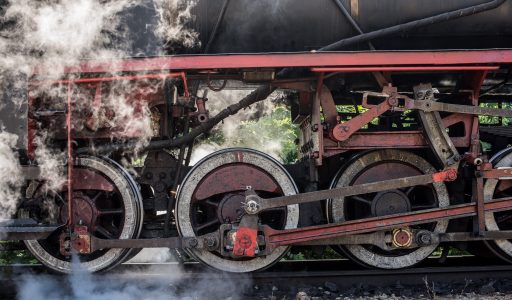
(479, 102, 512, 126)
(201, 105, 299, 164)
(0, 242, 37, 264)
(284, 246, 343, 261)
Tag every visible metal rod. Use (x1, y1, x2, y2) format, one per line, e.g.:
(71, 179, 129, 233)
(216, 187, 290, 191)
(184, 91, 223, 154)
(66, 83, 74, 227)
(332, 0, 375, 50)
(30, 73, 184, 85)
(163, 113, 191, 237)
(265, 197, 512, 247)
(322, 0, 506, 51)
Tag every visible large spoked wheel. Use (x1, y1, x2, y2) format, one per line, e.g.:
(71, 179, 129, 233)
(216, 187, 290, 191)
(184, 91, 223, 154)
(175, 148, 299, 272)
(484, 148, 512, 263)
(327, 149, 449, 269)
(20, 156, 143, 274)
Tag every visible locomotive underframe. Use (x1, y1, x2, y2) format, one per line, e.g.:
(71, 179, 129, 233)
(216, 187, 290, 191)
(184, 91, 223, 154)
(4, 49, 512, 271)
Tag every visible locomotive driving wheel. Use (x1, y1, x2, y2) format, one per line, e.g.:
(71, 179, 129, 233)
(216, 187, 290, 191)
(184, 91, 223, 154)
(20, 156, 143, 274)
(175, 148, 299, 272)
(484, 147, 512, 263)
(327, 149, 449, 269)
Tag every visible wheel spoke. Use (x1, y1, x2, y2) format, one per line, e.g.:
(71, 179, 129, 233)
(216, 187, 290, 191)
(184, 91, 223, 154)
(403, 186, 415, 196)
(263, 207, 287, 213)
(95, 226, 115, 239)
(92, 191, 104, 203)
(497, 214, 512, 224)
(196, 219, 220, 231)
(351, 196, 372, 205)
(98, 208, 124, 215)
(411, 203, 436, 210)
(205, 199, 220, 208)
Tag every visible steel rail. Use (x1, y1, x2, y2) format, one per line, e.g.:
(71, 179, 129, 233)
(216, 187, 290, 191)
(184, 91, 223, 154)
(2, 258, 512, 299)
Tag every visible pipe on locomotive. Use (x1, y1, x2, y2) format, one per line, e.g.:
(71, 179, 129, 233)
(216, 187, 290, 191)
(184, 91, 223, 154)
(76, 0, 506, 155)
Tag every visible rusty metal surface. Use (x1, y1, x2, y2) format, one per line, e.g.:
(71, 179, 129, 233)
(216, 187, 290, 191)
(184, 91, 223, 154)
(415, 85, 460, 167)
(87, 234, 217, 253)
(193, 164, 280, 201)
(331, 95, 394, 142)
(319, 85, 338, 130)
(482, 168, 512, 179)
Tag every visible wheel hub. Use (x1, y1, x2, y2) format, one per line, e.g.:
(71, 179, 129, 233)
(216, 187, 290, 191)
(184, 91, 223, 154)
(60, 192, 99, 229)
(217, 193, 245, 223)
(371, 190, 411, 217)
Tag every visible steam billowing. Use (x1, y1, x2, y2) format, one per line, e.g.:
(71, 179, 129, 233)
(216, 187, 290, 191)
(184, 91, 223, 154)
(0, 131, 22, 221)
(18, 255, 251, 300)
(0, 0, 200, 216)
(191, 88, 291, 164)
(154, 0, 199, 52)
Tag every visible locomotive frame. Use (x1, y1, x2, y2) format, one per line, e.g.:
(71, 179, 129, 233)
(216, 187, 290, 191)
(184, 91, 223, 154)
(3, 49, 512, 273)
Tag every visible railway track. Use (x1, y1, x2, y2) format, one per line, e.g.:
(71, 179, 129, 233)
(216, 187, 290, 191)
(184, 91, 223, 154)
(2, 256, 512, 299)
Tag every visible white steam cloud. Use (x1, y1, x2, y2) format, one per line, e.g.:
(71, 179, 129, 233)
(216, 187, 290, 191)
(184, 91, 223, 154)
(191, 88, 290, 164)
(18, 256, 251, 300)
(0, 131, 23, 221)
(0, 0, 199, 202)
(1, 0, 141, 78)
(0, 0, 148, 199)
(153, 0, 200, 51)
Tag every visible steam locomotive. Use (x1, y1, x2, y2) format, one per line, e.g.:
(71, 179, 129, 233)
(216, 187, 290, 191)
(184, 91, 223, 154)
(2, 0, 512, 274)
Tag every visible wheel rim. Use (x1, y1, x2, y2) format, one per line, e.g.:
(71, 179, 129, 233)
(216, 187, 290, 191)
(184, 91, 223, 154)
(327, 149, 449, 269)
(22, 156, 143, 273)
(176, 148, 299, 272)
(484, 148, 512, 262)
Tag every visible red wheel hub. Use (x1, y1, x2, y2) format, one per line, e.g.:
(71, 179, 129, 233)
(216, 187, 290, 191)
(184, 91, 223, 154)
(60, 192, 99, 229)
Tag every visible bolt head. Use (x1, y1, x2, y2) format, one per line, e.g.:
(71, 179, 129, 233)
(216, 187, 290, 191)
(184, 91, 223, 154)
(206, 237, 216, 247)
(188, 238, 198, 248)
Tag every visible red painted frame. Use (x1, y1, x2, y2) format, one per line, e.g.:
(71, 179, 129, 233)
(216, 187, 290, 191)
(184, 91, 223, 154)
(32, 50, 512, 75)
(29, 49, 512, 253)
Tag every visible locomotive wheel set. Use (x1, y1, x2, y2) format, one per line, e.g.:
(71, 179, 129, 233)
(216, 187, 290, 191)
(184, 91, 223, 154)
(2, 0, 512, 274)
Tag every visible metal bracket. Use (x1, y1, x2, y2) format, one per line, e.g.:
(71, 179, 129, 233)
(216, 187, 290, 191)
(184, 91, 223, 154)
(232, 214, 259, 257)
(414, 84, 460, 167)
